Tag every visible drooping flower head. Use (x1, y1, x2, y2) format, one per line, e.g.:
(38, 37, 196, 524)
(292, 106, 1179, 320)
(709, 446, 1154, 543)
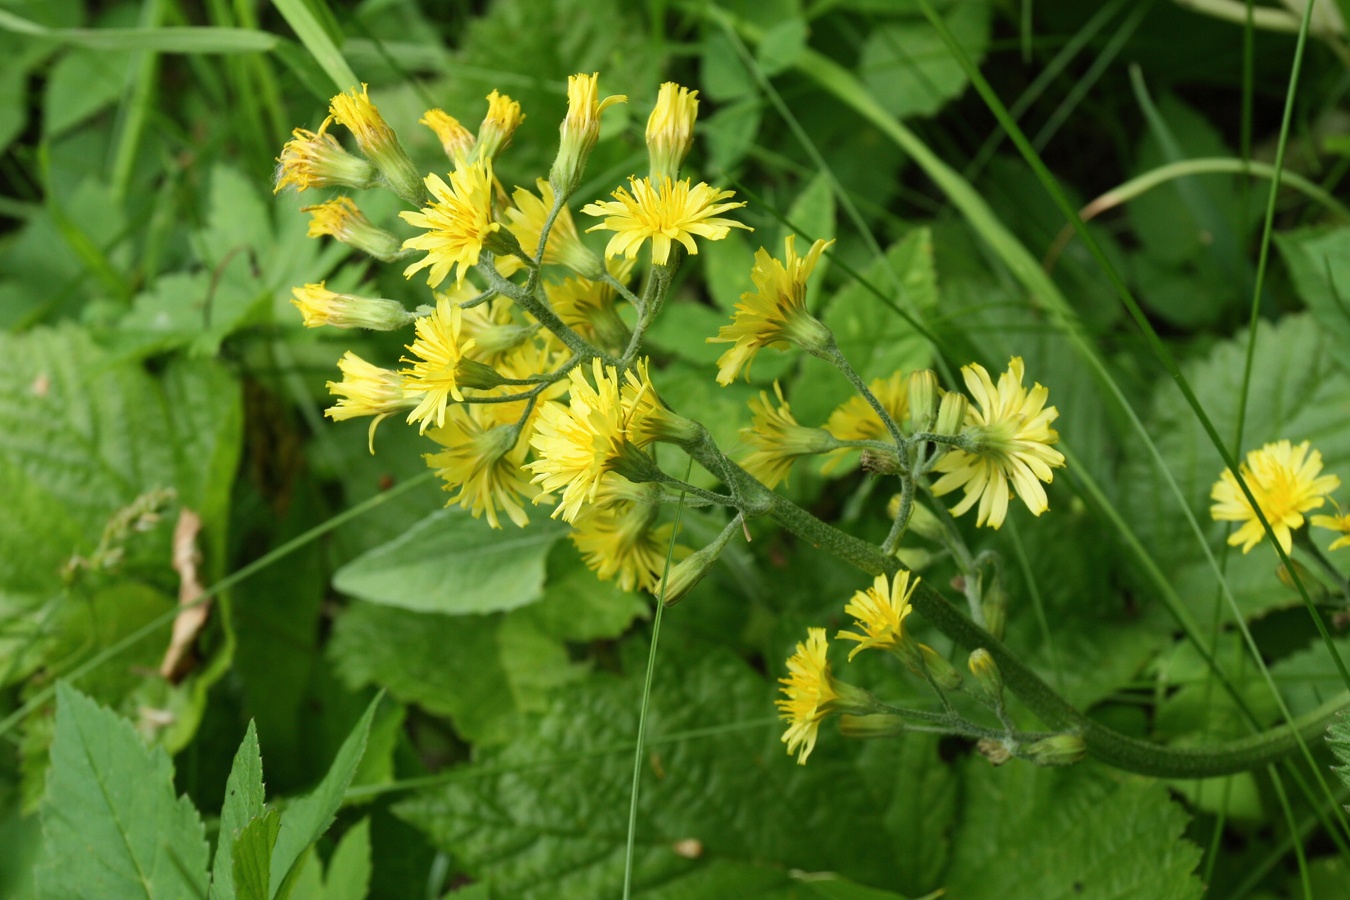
(582, 176, 750, 266)
(569, 480, 680, 592)
(400, 296, 479, 433)
(504, 179, 602, 276)
(822, 371, 911, 474)
(1210, 440, 1340, 554)
(552, 72, 626, 194)
(621, 358, 701, 449)
(325, 351, 417, 452)
(424, 404, 532, 529)
(274, 124, 377, 194)
(301, 196, 402, 260)
(776, 628, 839, 765)
(708, 236, 834, 385)
(646, 82, 699, 183)
(930, 357, 1065, 530)
(420, 108, 476, 162)
(400, 160, 501, 288)
(328, 83, 422, 202)
(739, 382, 836, 489)
(1312, 501, 1350, 551)
(836, 571, 919, 661)
(475, 90, 525, 162)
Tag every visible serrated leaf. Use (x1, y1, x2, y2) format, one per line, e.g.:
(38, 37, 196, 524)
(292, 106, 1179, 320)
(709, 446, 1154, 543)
(333, 508, 566, 614)
(36, 682, 209, 899)
(1327, 712, 1350, 792)
(268, 694, 381, 898)
(858, 1, 992, 120)
(1276, 226, 1350, 358)
(213, 721, 267, 900)
(233, 809, 282, 900)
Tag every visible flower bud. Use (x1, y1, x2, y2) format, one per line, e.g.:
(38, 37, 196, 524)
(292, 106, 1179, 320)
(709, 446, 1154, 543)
(274, 125, 378, 194)
(550, 72, 626, 198)
(290, 283, 414, 331)
(474, 90, 525, 162)
(1025, 734, 1086, 767)
(886, 497, 944, 543)
(981, 580, 1007, 641)
(934, 390, 969, 437)
(838, 714, 907, 739)
(976, 738, 1013, 766)
(654, 515, 739, 606)
(920, 644, 964, 693)
(453, 358, 509, 391)
(907, 369, 938, 432)
(646, 82, 698, 183)
(420, 108, 476, 162)
(302, 197, 402, 260)
(967, 649, 1003, 706)
(329, 84, 425, 205)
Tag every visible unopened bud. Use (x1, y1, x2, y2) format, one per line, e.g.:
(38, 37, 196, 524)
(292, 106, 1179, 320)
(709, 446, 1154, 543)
(1025, 734, 1086, 767)
(981, 581, 1007, 641)
(454, 359, 509, 391)
(838, 713, 907, 739)
(934, 390, 969, 437)
(329, 84, 424, 204)
(976, 738, 1013, 766)
(475, 90, 525, 162)
(551, 72, 626, 198)
(420, 109, 475, 162)
(274, 125, 378, 194)
(302, 197, 402, 260)
(920, 644, 963, 693)
(646, 82, 698, 184)
(967, 649, 1003, 706)
(860, 448, 902, 474)
(290, 283, 414, 330)
(655, 514, 740, 606)
(907, 369, 938, 432)
(1276, 558, 1320, 592)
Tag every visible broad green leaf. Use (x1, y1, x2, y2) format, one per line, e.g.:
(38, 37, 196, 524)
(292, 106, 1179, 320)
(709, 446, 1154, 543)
(944, 761, 1203, 899)
(332, 508, 566, 614)
(269, 694, 381, 898)
(36, 682, 209, 899)
(1276, 226, 1350, 358)
(323, 819, 372, 900)
(858, 0, 992, 120)
(43, 45, 132, 136)
(213, 721, 267, 900)
(756, 17, 807, 76)
(234, 809, 282, 900)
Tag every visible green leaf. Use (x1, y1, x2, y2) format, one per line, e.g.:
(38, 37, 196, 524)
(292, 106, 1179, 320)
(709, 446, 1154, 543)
(323, 819, 372, 900)
(1330, 711, 1350, 792)
(756, 17, 807, 76)
(795, 873, 912, 899)
(858, 1, 992, 120)
(36, 682, 209, 899)
(268, 694, 381, 898)
(1276, 226, 1350, 359)
(332, 508, 566, 614)
(944, 761, 1203, 899)
(213, 721, 267, 900)
(233, 809, 282, 900)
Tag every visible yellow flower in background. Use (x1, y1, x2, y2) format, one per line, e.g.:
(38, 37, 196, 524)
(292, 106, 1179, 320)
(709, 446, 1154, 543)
(582, 176, 750, 265)
(420, 108, 476, 162)
(930, 357, 1064, 530)
(400, 297, 479, 433)
(776, 628, 839, 765)
(274, 125, 377, 194)
(836, 571, 919, 661)
(822, 371, 910, 474)
(475, 89, 525, 161)
(401, 160, 501, 288)
(424, 404, 532, 529)
(739, 382, 836, 489)
(646, 82, 699, 183)
(708, 236, 833, 385)
(325, 352, 417, 453)
(504, 179, 602, 276)
(1210, 440, 1340, 554)
(569, 481, 679, 592)
(1312, 501, 1350, 551)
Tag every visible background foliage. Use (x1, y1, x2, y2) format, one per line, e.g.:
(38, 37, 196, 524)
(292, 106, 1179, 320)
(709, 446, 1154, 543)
(2, 0, 1350, 897)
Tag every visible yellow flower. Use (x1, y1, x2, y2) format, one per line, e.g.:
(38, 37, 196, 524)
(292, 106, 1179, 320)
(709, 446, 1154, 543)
(525, 360, 631, 522)
(836, 571, 919, 661)
(582, 176, 750, 266)
(274, 125, 376, 194)
(504, 179, 602, 276)
(1210, 440, 1341, 554)
(328, 84, 422, 201)
(1312, 501, 1350, 551)
(325, 351, 416, 452)
(400, 160, 501, 288)
(420, 108, 475, 162)
(475, 90, 525, 161)
(301, 197, 402, 260)
(621, 358, 701, 448)
(708, 236, 833, 385)
(400, 296, 479, 434)
(552, 72, 626, 193)
(930, 357, 1065, 530)
(739, 382, 836, 489)
(569, 480, 679, 592)
(776, 628, 839, 765)
(821, 371, 910, 474)
(290, 282, 412, 331)
(646, 82, 699, 183)
(424, 404, 532, 529)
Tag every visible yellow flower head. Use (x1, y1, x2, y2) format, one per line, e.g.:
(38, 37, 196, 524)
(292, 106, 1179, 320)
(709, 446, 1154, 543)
(400, 296, 480, 434)
(1312, 501, 1350, 551)
(739, 382, 836, 489)
(274, 125, 377, 194)
(621, 358, 700, 448)
(836, 570, 919, 661)
(553, 72, 626, 193)
(570, 481, 679, 592)
(400, 160, 501, 288)
(646, 82, 699, 183)
(708, 236, 833, 385)
(328, 83, 422, 201)
(302, 196, 402, 260)
(582, 176, 751, 266)
(420, 108, 476, 162)
(1210, 440, 1341, 554)
(504, 179, 602, 276)
(930, 357, 1065, 530)
(424, 404, 532, 529)
(776, 628, 839, 765)
(290, 282, 412, 331)
(475, 90, 525, 161)
(525, 360, 633, 522)
(822, 371, 911, 474)
(325, 351, 417, 452)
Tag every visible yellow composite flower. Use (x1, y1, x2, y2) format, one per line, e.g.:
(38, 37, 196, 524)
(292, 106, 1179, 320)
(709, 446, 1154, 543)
(1311, 502, 1350, 551)
(1210, 440, 1341, 554)
(836, 571, 919, 661)
(424, 404, 532, 529)
(821, 371, 911, 474)
(400, 296, 479, 434)
(420, 108, 476, 162)
(930, 357, 1065, 530)
(325, 351, 417, 452)
(739, 382, 835, 489)
(582, 176, 750, 265)
(569, 481, 679, 592)
(776, 628, 839, 765)
(400, 160, 501, 288)
(708, 235, 833, 385)
(504, 179, 601, 275)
